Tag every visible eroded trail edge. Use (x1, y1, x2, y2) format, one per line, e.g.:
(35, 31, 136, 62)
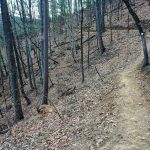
(113, 67, 150, 150)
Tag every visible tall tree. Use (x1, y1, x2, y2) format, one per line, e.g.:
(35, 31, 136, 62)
(0, 0, 24, 121)
(41, 0, 49, 104)
(80, 0, 85, 82)
(122, 0, 149, 66)
(95, 0, 105, 54)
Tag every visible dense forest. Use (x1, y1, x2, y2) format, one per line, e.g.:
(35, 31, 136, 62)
(0, 0, 150, 149)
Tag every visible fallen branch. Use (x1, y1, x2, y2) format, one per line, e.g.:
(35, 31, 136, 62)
(54, 38, 81, 48)
(95, 66, 103, 82)
(48, 99, 64, 121)
(61, 86, 76, 97)
(82, 35, 96, 44)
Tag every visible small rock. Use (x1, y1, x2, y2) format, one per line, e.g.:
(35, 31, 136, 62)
(96, 139, 103, 147)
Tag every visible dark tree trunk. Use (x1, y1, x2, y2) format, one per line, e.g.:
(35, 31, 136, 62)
(0, 52, 8, 76)
(39, 0, 44, 84)
(11, 14, 31, 105)
(12, 35, 31, 106)
(80, 0, 85, 83)
(101, 0, 105, 32)
(0, 0, 24, 121)
(95, 0, 105, 54)
(41, 0, 49, 104)
(109, 0, 113, 42)
(122, 0, 149, 66)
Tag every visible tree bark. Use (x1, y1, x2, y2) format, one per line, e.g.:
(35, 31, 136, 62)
(41, 0, 49, 104)
(80, 0, 85, 83)
(95, 0, 105, 54)
(122, 0, 149, 66)
(0, 0, 24, 121)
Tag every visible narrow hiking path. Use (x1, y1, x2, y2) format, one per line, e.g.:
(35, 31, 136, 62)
(113, 57, 150, 149)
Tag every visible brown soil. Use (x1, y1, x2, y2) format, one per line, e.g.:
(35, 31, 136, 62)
(112, 60, 150, 150)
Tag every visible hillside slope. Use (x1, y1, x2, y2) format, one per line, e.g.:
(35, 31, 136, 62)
(0, 1, 150, 149)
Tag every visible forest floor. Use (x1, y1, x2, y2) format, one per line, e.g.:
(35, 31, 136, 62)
(0, 1, 150, 149)
(0, 30, 150, 150)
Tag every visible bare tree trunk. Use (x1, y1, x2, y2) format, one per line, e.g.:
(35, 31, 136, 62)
(41, 0, 49, 104)
(0, 51, 8, 76)
(12, 34, 31, 106)
(39, 0, 44, 84)
(80, 0, 85, 83)
(95, 0, 105, 54)
(101, 0, 105, 32)
(109, 0, 113, 43)
(1, 0, 24, 121)
(122, 0, 149, 67)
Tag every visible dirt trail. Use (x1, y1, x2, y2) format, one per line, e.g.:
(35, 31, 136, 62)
(113, 57, 150, 149)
